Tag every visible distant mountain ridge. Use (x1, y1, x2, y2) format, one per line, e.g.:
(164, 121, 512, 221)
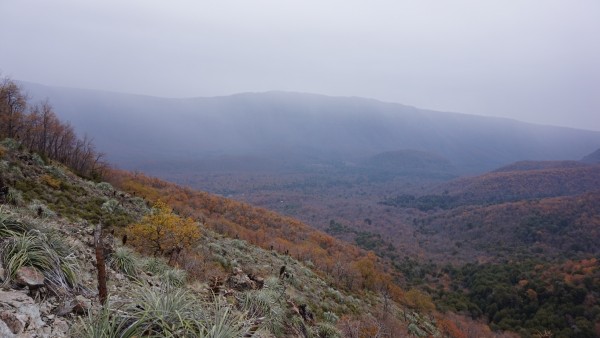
(21, 81, 600, 174)
(582, 148, 600, 163)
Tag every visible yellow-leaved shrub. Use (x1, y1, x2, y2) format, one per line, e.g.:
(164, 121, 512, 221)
(127, 201, 201, 257)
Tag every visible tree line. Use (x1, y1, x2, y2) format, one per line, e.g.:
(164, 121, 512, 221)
(0, 76, 106, 178)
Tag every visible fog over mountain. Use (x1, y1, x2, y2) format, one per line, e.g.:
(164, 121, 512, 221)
(22, 82, 600, 174)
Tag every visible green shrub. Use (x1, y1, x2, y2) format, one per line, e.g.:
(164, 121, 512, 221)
(322, 311, 340, 324)
(28, 200, 56, 218)
(6, 188, 24, 206)
(31, 153, 45, 166)
(0, 138, 20, 150)
(44, 165, 68, 179)
(101, 199, 123, 215)
(130, 197, 149, 213)
(95, 182, 114, 192)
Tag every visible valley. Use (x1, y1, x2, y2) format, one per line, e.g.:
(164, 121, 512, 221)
(13, 80, 600, 336)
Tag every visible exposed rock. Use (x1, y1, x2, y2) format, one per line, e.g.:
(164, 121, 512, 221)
(56, 295, 92, 316)
(227, 273, 253, 291)
(226, 269, 264, 291)
(51, 317, 70, 336)
(72, 295, 92, 315)
(0, 311, 24, 334)
(15, 266, 45, 288)
(0, 319, 16, 338)
(248, 273, 264, 289)
(0, 290, 45, 334)
(0, 266, 5, 282)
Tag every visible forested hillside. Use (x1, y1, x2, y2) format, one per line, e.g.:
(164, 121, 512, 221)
(23, 81, 600, 174)
(0, 76, 516, 338)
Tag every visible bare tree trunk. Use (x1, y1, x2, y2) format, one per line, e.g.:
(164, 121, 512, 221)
(95, 223, 107, 305)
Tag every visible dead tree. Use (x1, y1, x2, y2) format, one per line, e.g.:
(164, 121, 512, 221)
(95, 223, 107, 305)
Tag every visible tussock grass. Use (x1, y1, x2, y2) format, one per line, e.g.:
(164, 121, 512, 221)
(314, 322, 342, 338)
(6, 188, 24, 206)
(0, 213, 79, 288)
(109, 246, 139, 279)
(142, 256, 170, 275)
(0, 212, 28, 237)
(74, 285, 253, 338)
(239, 287, 286, 336)
(160, 268, 187, 288)
(75, 306, 125, 338)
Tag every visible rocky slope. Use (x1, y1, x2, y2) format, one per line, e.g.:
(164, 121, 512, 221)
(0, 138, 489, 337)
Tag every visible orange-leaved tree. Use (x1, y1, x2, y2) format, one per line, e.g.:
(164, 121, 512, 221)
(127, 201, 201, 259)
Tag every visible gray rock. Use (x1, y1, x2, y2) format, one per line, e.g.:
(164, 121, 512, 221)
(51, 318, 69, 336)
(56, 295, 92, 316)
(0, 290, 45, 332)
(15, 267, 45, 288)
(0, 311, 24, 334)
(0, 319, 16, 338)
(72, 295, 91, 315)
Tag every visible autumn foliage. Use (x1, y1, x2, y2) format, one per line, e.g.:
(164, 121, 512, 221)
(107, 169, 403, 297)
(0, 76, 105, 178)
(127, 201, 201, 259)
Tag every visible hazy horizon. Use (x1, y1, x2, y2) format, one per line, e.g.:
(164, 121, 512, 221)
(1, 1, 599, 131)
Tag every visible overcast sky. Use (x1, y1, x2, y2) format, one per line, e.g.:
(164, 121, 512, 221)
(1, 0, 598, 130)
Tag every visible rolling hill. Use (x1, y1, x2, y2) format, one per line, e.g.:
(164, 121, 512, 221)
(22, 82, 600, 176)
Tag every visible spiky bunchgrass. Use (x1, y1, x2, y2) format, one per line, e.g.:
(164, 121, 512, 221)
(203, 299, 253, 338)
(142, 256, 170, 275)
(109, 246, 139, 279)
(75, 285, 253, 338)
(0, 212, 28, 238)
(0, 229, 79, 288)
(1, 231, 54, 280)
(6, 188, 24, 206)
(73, 306, 125, 338)
(0, 138, 20, 150)
(160, 268, 187, 288)
(239, 288, 286, 335)
(313, 322, 342, 338)
(119, 286, 205, 337)
(322, 311, 340, 324)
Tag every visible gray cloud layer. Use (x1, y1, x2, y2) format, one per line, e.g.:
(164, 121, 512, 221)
(1, 0, 598, 130)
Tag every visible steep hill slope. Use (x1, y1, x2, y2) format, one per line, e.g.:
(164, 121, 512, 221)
(2, 138, 509, 337)
(22, 81, 600, 174)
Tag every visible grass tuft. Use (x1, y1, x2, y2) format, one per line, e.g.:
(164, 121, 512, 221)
(160, 268, 187, 288)
(74, 285, 253, 338)
(109, 246, 139, 279)
(0, 216, 79, 289)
